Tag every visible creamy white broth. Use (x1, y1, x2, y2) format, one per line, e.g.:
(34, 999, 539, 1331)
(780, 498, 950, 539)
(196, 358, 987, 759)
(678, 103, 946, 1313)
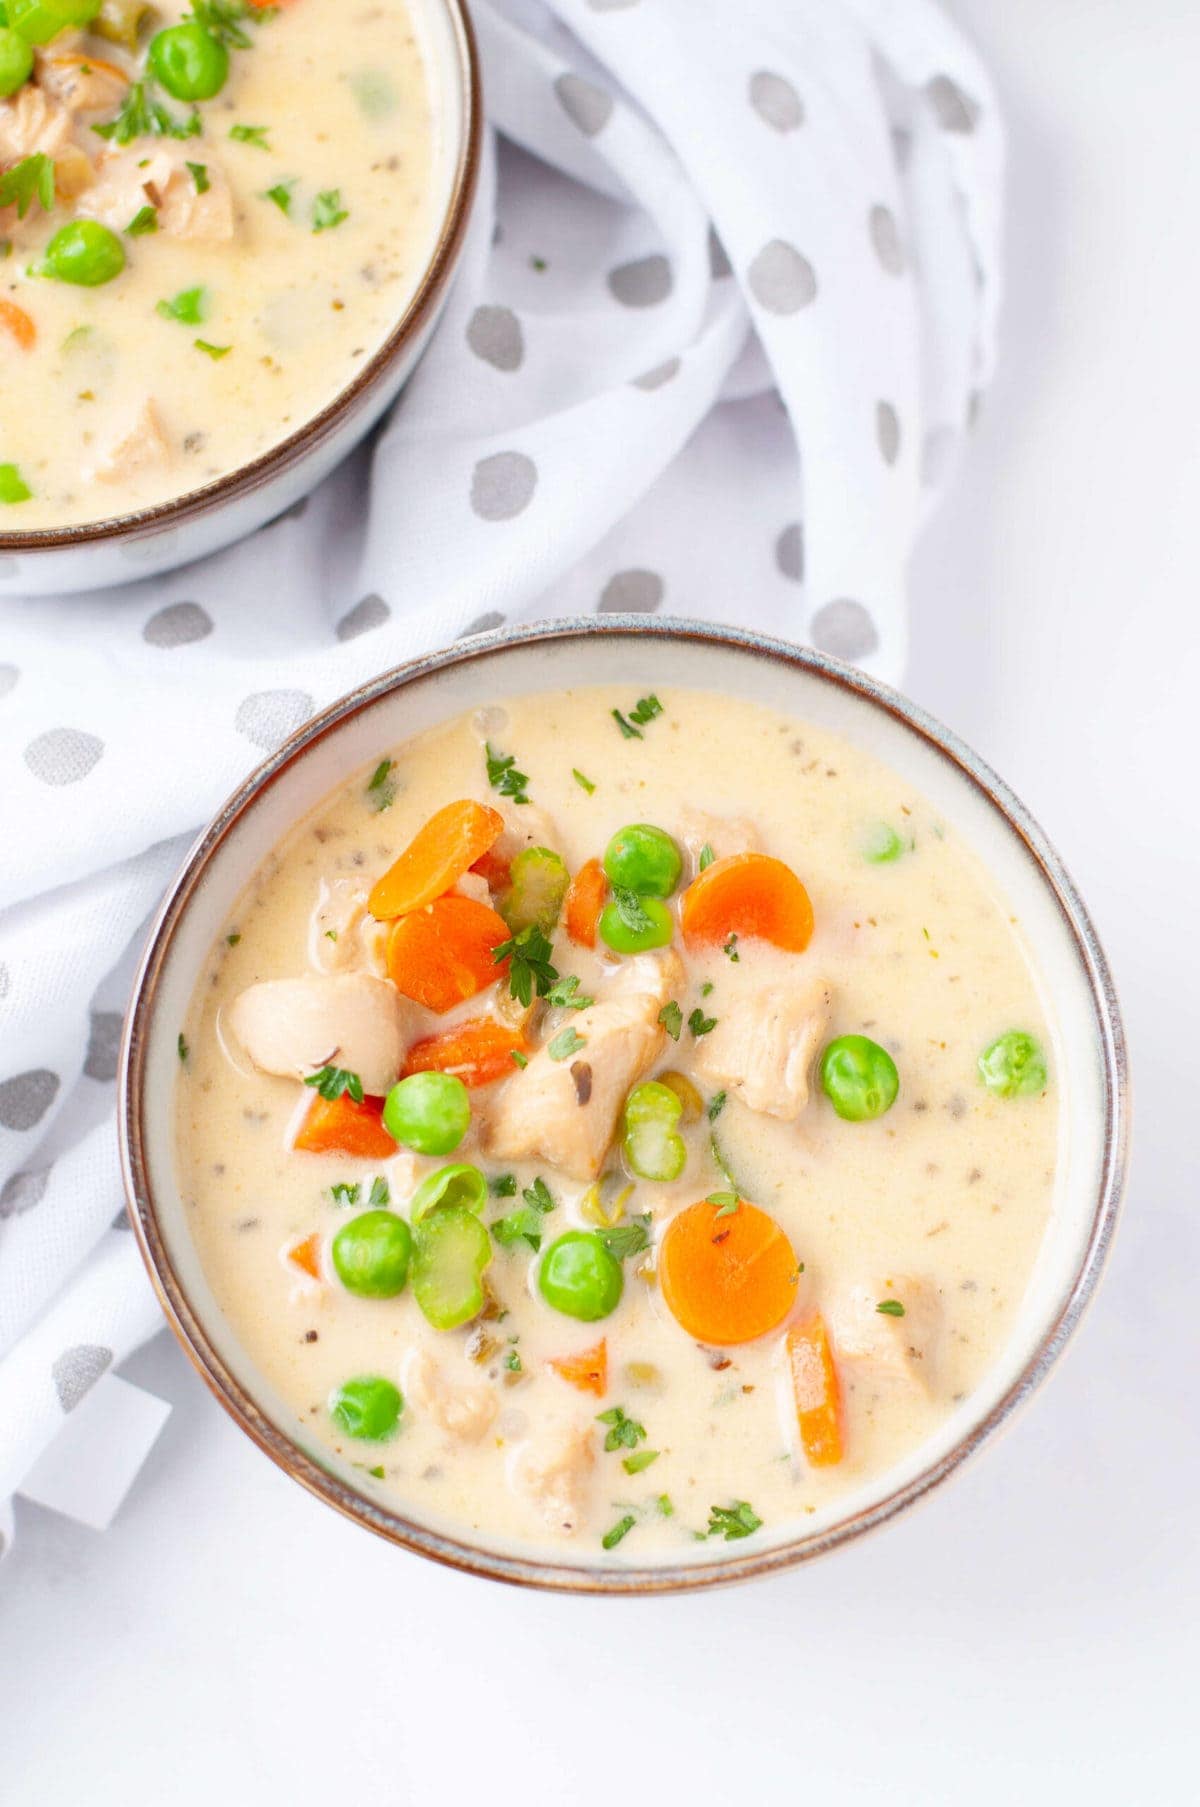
(175, 688, 1058, 1560)
(0, 0, 433, 528)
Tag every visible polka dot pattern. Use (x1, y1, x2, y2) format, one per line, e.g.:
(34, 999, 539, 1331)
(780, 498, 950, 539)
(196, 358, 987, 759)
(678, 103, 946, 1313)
(708, 225, 732, 280)
(467, 305, 524, 372)
(869, 204, 905, 276)
(775, 522, 804, 583)
(876, 401, 901, 465)
(749, 70, 803, 132)
(143, 602, 213, 648)
(24, 728, 104, 787)
(470, 452, 537, 521)
(811, 599, 880, 662)
(0, 1167, 50, 1218)
(0, 1068, 60, 1132)
(926, 73, 980, 133)
(586, 0, 640, 10)
(234, 690, 314, 754)
(598, 569, 664, 613)
(632, 358, 680, 391)
(52, 1343, 113, 1413)
(747, 239, 817, 314)
(336, 593, 391, 642)
(0, 662, 18, 700)
(607, 255, 672, 308)
(555, 73, 613, 137)
(84, 1010, 123, 1083)
(458, 611, 506, 637)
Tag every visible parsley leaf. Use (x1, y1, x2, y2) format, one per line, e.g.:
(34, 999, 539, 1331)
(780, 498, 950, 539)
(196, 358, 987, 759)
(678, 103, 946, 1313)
(230, 123, 271, 150)
(510, 1050, 528, 1069)
(194, 339, 231, 360)
(187, 161, 210, 193)
(0, 464, 32, 505)
(572, 768, 596, 795)
(188, 0, 260, 49)
(596, 1405, 646, 1452)
(177, 1032, 189, 1062)
(698, 842, 715, 871)
(612, 886, 653, 933)
(489, 1173, 517, 1197)
(226, 932, 241, 946)
(0, 153, 55, 221)
(657, 1494, 674, 1518)
(596, 1215, 652, 1261)
(311, 187, 348, 232)
(156, 286, 208, 325)
(688, 1007, 717, 1037)
(303, 1065, 363, 1104)
(94, 83, 200, 146)
(723, 933, 740, 962)
(329, 1181, 360, 1207)
(706, 1501, 762, 1541)
(630, 694, 663, 725)
(547, 1026, 586, 1062)
(366, 757, 397, 812)
(503, 1347, 522, 1373)
(876, 1299, 906, 1317)
(658, 1000, 682, 1041)
(602, 1515, 636, 1550)
(707, 1090, 727, 1121)
(612, 708, 642, 741)
(485, 741, 530, 806)
(545, 974, 593, 1011)
(707, 1192, 739, 1218)
(263, 179, 295, 215)
(368, 1176, 390, 1209)
(491, 1176, 555, 1251)
(494, 922, 557, 1007)
(125, 204, 158, 236)
(623, 1448, 660, 1475)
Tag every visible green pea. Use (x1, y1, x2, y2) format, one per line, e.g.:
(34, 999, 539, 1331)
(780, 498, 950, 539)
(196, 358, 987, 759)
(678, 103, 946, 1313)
(411, 1204, 492, 1330)
(148, 21, 228, 101)
(502, 846, 570, 935)
(0, 24, 33, 94)
(622, 1080, 686, 1182)
(820, 1034, 900, 1121)
(978, 1031, 1047, 1099)
(383, 1071, 470, 1156)
(409, 1162, 487, 1224)
(331, 1209, 412, 1299)
(598, 894, 673, 955)
(538, 1230, 624, 1322)
(329, 1375, 402, 1441)
(7, 0, 100, 43)
(862, 822, 904, 863)
(604, 824, 682, 898)
(40, 220, 125, 287)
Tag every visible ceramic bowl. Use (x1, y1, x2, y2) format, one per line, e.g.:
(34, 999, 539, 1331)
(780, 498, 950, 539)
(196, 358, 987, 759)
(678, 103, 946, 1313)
(0, 0, 480, 599)
(119, 618, 1129, 1592)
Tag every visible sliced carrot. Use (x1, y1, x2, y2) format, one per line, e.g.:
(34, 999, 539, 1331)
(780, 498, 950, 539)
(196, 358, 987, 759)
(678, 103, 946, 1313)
(564, 857, 607, 948)
(0, 300, 36, 352)
(658, 1198, 800, 1346)
(785, 1313, 844, 1467)
(402, 1017, 529, 1087)
(470, 846, 512, 893)
(386, 895, 511, 1014)
(548, 1340, 607, 1396)
(680, 852, 813, 953)
(368, 799, 505, 921)
(286, 1232, 322, 1280)
(294, 1091, 397, 1158)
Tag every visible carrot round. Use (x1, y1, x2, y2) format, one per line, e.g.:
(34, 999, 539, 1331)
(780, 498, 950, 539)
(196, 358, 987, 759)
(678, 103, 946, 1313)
(402, 1017, 528, 1087)
(785, 1314, 844, 1467)
(286, 1232, 322, 1280)
(294, 1091, 397, 1158)
(368, 799, 504, 921)
(565, 857, 607, 948)
(658, 1198, 800, 1345)
(386, 895, 511, 1014)
(548, 1339, 608, 1396)
(680, 852, 813, 953)
(0, 300, 36, 352)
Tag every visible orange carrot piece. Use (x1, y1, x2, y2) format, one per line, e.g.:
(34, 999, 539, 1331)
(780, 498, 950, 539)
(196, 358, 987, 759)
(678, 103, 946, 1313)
(785, 1314, 844, 1467)
(386, 895, 511, 1014)
(680, 852, 814, 953)
(368, 799, 505, 921)
(564, 857, 607, 949)
(402, 1017, 529, 1087)
(294, 1091, 397, 1158)
(0, 300, 36, 352)
(287, 1232, 322, 1280)
(548, 1340, 608, 1397)
(658, 1198, 800, 1346)
(470, 846, 512, 893)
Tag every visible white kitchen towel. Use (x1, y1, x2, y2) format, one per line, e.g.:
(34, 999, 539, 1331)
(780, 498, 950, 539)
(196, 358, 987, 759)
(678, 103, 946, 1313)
(0, 0, 1001, 1549)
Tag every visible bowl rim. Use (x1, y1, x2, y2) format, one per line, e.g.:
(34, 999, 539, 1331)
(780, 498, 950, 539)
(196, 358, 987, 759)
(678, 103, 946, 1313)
(0, 0, 482, 557)
(118, 616, 1129, 1594)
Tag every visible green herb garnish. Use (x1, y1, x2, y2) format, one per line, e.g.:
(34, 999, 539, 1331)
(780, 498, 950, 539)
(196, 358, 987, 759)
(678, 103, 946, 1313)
(125, 204, 158, 236)
(177, 1032, 189, 1062)
(494, 922, 557, 1007)
(366, 757, 397, 811)
(490, 1176, 556, 1251)
(596, 1215, 652, 1261)
(311, 187, 348, 232)
(187, 161, 210, 193)
(0, 153, 55, 221)
(698, 842, 715, 871)
(0, 464, 32, 505)
(485, 741, 530, 806)
(723, 934, 740, 962)
(262, 179, 295, 215)
(688, 1007, 717, 1037)
(602, 1514, 636, 1550)
(226, 932, 241, 946)
(368, 1176, 390, 1208)
(94, 83, 200, 146)
(657, 1494, 674, 1518)
(596, 1405, 646, 1452)
(707, 1090, 726, 1121)
(304, 1065, 363, 1104)
(658, 1000, 682, 1041)
(572, 768, 596, 795)
(547, 1026, 586, 1062)
(876, 1299, 906, 1317)
(545, 974, 593, 1011)
(510, 1050, 528, 1069)
(489, 1173, 517, 1197)
(156, 285, 208, 325)
(503, 1347, 522, 1373)
(188, 0, 261, 50)
(194, 339, 231, 359)
(623, 1448, 660, 1475)
(230, 123, 271, 150)
(611, 886, 653, 933)
(329, 1181, 360, 1206)
(708, 1192, 740, 1217)
(706, 1501, 762, 1541)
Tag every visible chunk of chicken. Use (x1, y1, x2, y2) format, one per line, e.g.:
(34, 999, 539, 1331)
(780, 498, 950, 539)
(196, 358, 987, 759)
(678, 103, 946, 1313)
(404, 1348, 497, 1443)
(691, 976, 834, 1120)
(35, 48, 130, 117)
(507, 1418, 595, 1536)
(92, 399, 171, 485)
(678, 807, 761, 874)
(81, 142, 234, 243)
(485, 971, 671, 1179)
(826, 1276, 942, 1393)
(0, 84, 93, 222)
(226, 972, 411, 1096)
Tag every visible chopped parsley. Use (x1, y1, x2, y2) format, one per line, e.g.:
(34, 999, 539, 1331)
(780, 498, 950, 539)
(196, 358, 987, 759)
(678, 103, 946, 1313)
(494, 922, 557, 1007)
(156, 286, 208, 325)
(368, 1176, 390, 1208)
(187, 161, 211, 194)
(503, 1347, 523, 1374)
(94, 83, 200, 146)
(612, 709, 641, 741)
(125, 204, 158, 236)
(658, 1000, 683, 1041)
(688, 1007, 717, 1037)
(572, 768, 596, 795)
(189, 0, 261, 49)
(489, 1173, 517, 1197)
(611, 886, 653, 934)
(230, 123, 271, 150)
(194, 339, 231, 359)
(366, 757, 397, 811)
(706, 1500, 762, 1541)
(876, 1299, 906, 1317)
(510, 1050, 528, 1069)
(311, 187, 349, 232)
(545, 974, 593, 1011)
(723, 933, 740, 962)
(324, 929, 338, 942)
(707, 1191, 739, 1217)
(491, 1176, 555, 1251)
(303, 1065, 363, 1104)
(596, 1405, 646, 1452)
(329, 1181, 360, 1207)
(657, 1494, 674, 1518)
(698, 842, 715, 871)
(602, 1514, 636, 1550)
(226, 932, 241, 946)
(596, 1215, 652, 1261)
(612, 695, 663, 739)
(177, 1033, 189, 1062)
(0, 153, 55, 221)
(263, 179, 296, 216)
(485, 741, 531, 806)
(0, 464, 32, 505)
(547, 1026, 586, 1062)
(623, 1448, 660, 1475)
(707, 1090, 726, 1121)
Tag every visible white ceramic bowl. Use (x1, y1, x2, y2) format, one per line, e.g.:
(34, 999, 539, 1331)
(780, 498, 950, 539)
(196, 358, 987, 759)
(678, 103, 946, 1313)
(0, 0, 480, 598)
(120, 619, 1129, 1592)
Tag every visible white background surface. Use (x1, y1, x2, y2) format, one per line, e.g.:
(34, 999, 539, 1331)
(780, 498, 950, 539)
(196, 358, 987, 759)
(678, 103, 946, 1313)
(2, 2, 1197, 1799)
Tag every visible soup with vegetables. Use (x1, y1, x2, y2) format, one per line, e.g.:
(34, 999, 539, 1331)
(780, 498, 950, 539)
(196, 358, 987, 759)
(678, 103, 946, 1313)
(175, 688, 1058, 1562)
(0, 0, 434, 528)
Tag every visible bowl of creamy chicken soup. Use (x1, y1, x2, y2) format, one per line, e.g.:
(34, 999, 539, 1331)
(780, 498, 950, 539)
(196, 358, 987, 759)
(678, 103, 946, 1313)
(120, 619, 1128, 1591)
(0, 0, 479, 594)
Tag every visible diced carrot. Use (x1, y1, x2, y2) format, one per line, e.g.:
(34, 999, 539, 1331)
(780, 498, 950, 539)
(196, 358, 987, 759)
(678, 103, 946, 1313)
(294, 1091, 397, 1158)
(680, 852, 814, 953)
(0, 300, 36, 352)
(658, 1198, 800, 1346)
(386, 895, 511, 1014)
(402, 1017, 529, 1087)
(548, 1340, 607, 1396)
(785, 1313, 844, 1467)
(564, 857, 607, 948)
(470, 846, 512, 892)
(286, 1232, 322, 1280)
(368, 799, 505, 921)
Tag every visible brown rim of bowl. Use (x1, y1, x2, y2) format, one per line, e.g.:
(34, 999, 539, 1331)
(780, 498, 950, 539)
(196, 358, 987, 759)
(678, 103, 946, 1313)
(119, 617, 1129, 1594)
(0, 0, 482, 556)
